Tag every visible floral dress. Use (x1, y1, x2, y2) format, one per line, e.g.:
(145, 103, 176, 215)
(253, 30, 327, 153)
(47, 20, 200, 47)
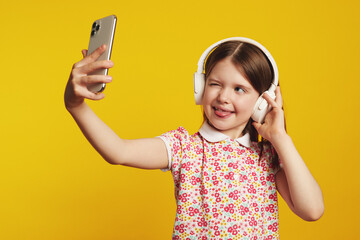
(159, 122, 279, 240)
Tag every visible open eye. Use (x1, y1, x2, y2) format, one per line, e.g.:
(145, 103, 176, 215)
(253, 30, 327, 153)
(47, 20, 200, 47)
(235, 87, 245, 93)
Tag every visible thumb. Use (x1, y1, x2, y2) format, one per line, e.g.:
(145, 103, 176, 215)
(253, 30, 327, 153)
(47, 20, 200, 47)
(82, 49, 88, 58)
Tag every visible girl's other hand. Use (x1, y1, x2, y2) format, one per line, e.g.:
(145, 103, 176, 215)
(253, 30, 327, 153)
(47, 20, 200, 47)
(64, 44, 114, 110)
(252, 87, 287, 145)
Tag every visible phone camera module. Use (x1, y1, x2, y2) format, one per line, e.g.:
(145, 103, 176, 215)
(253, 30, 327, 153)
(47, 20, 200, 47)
(91, 22, 100, 37)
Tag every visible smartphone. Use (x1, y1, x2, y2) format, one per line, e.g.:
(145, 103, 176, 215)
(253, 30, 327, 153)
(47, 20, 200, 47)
(86, 15, 117, 93)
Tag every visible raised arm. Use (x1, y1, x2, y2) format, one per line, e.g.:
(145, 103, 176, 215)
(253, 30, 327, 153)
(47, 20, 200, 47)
(253, 87, 324, 221)
(64, 45, 168, 169)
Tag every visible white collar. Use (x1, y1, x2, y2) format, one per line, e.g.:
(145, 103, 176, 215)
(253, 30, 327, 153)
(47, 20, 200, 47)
(198, 121, 251, 148)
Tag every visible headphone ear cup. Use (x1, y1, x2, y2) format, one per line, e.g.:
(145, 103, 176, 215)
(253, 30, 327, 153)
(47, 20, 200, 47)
(251, 90, 276, 123)
(194, 72, 205, 105)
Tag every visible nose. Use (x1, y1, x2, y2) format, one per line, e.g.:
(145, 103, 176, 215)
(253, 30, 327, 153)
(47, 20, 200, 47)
(217, 88, 230, 103)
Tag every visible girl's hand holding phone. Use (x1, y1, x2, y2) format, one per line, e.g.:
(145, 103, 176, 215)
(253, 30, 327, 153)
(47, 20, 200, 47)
(64, 45, 113, 111)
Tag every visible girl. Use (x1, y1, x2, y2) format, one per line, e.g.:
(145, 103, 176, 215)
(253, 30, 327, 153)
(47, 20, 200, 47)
(64, 38, 324, 239)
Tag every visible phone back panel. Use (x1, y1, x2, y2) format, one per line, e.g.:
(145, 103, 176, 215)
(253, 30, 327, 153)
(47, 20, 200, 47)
(87, 15, 117, 92)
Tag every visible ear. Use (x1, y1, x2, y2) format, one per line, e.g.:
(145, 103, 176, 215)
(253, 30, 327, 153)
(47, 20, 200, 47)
(194, 72, 205, 105)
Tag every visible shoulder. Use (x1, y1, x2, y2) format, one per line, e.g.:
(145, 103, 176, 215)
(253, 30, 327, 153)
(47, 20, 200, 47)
(160, 126, 189, 140)
(158, 127, 202, 172)
(248, 141, 270, 154)
(250, 141, 279, 171)
(159, 126, 201, 144)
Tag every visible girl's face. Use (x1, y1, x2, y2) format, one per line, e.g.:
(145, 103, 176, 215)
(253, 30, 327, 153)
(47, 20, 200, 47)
(203, 57, 260, 139)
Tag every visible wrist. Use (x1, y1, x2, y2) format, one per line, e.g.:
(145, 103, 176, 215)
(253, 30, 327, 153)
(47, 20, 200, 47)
(270, 131, 291, 149)
(65, 100, 87, 115)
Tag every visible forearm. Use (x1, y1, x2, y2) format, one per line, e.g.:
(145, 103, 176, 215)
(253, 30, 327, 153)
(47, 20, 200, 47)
(66, 102, 169, 169)
(67, 102, 126, 164)
(273, 134, 324, 220)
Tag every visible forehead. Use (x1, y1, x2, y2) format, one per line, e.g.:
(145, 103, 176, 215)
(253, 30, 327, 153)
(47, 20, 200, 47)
(208, 57, 253, 87)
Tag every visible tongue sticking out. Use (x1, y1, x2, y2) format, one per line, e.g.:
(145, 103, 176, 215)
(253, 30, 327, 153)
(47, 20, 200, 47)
(214, 108, 233, 118)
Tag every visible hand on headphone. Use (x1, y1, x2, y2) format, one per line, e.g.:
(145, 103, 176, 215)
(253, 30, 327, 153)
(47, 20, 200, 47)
(252, 87, 287, 145)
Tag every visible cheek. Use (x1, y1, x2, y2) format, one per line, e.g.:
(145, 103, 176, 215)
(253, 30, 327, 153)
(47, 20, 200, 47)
(235, 96, 259, 113)
(202, 87, 216, 104)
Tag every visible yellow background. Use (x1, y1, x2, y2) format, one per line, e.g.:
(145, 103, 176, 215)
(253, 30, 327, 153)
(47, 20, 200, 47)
(0, 0, 359, 239)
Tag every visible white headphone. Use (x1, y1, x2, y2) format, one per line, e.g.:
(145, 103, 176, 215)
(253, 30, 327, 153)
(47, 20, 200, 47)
(194, 37, 279, 123)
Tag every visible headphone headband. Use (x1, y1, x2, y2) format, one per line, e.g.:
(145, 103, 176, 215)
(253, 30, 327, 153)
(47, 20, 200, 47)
(195, 37, 279, 87)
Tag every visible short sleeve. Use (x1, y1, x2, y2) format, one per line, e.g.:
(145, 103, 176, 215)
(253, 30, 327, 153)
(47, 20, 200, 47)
(157, 126, 189, 172)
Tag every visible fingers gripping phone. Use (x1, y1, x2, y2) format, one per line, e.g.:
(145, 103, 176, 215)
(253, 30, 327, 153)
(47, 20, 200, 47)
(86, 15, 117, 93)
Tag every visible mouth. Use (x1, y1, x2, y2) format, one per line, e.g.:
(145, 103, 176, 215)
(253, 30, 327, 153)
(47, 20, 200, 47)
(213, 106, 234, 118)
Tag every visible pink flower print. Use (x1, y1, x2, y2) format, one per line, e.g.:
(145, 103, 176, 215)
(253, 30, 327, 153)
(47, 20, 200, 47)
(190, 176, 197, 186)
(252, 203, 259, 213)
(180, 193, 188, 203)
(177, 207, 182, 214)
(180, 174, 186, 183)
(229, 190, 239, 201)
(269, 193, 277, 201)
(268, 222, 278, 232)
(248, 185, 256, 194)
(265, 204, 275, 213)
(240, 206, 246, 216)
(249, 217, 258, 227)
(228, 172, 235, 180)
(239, 174, 247, 182)
(266, 174, 275, 183)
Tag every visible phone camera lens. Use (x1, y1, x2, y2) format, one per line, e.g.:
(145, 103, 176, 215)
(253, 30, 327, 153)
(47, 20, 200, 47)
(92, 22, 97, 29)
(96, 24, 100, 31)
(91, 30, 95, 36)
